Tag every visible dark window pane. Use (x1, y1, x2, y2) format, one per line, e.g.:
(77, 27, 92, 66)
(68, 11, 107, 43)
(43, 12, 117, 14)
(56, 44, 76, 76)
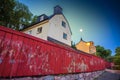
(37, 27, 42, 33)
(62, 21, 66, 28)
(63, 33, 67, 39)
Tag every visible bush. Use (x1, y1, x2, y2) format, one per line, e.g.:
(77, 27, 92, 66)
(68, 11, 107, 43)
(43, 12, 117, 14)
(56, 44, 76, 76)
(113, 65, 120, 70)
(113, 56, 120, 65)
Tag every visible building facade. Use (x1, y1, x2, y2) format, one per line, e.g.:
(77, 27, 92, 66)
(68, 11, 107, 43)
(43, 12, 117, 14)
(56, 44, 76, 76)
(21, 5, 72, 46)
(76, 38, 96, 55)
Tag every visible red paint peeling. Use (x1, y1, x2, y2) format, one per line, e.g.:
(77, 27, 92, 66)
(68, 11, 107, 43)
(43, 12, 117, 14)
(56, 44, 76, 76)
(0, 26, 111, 78)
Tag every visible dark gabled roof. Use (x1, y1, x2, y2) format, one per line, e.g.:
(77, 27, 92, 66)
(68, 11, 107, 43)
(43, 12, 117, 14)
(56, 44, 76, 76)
(61, 14, 72, 35)
(37, 14, 48, 22)
(20, 14, 49, 31)
(21, 14, 72, 35)
(76, 38, 94, 46)
(79, 37, 87, 43)
(20, 6, 72, 34)
(20, 14, 55, 31)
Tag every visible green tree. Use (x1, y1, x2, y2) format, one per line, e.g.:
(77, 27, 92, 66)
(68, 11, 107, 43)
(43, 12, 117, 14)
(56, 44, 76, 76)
(71, 41, 76, 49)
(105, 49, 111, 57)
(96, 45, 111, 59)
(0, 0, 33, 30)
(113, 56, 120, 70)
(31, 15, 38, 24)
(0, 0, 15, 27)
(115, 47, 120, 56)
(106, 56, 114, 62)
(113, 47, 120, 70)
(96, 45, 105, 57)
(113, 56, 120, 65)
(11, 1, 33, 30)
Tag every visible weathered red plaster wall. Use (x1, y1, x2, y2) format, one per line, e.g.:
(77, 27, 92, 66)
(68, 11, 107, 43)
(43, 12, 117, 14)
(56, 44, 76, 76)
(0, 26, 110, 78)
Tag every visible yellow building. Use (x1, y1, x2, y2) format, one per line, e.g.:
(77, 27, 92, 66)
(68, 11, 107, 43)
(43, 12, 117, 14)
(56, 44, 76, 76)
(75, 38, 96, 55)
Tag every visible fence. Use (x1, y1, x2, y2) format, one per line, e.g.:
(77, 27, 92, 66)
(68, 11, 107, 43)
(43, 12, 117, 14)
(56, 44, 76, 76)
(0, 26, 110, 78)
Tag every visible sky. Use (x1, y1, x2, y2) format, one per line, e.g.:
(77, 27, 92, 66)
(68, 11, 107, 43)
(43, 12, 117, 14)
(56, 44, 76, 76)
(19, 0, 120, 55)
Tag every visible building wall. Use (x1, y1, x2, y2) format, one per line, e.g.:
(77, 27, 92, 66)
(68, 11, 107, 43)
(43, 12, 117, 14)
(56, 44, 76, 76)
(48, 15, 71, 46)
(22, 20, 49, 40)
(76, 41, 96, 54)
(22, 14, 71, 46)
(90, 44, 96, 54)
(76, 41, 90, 53)
(7, 70, 104, 80)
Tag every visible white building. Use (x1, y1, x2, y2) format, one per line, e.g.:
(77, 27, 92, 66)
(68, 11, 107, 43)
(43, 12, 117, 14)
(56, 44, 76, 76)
(21, 5, 72, 46)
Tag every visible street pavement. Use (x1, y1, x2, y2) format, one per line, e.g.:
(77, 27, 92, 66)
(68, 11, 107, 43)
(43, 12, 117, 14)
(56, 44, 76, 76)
(96, 69, 120, 80)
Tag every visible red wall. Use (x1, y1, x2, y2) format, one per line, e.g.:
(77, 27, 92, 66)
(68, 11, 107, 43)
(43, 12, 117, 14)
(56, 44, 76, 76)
(0, 26, 110, 78)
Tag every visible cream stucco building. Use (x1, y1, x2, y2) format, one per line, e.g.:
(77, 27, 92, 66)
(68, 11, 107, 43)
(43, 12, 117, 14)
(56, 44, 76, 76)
(76, 38, 96, 55)
(21, 5, 72, 46)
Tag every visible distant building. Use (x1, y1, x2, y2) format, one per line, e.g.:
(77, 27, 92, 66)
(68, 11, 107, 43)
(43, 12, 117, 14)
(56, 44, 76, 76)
(75, 38, 96, 55)
(21, 5, 72, 46)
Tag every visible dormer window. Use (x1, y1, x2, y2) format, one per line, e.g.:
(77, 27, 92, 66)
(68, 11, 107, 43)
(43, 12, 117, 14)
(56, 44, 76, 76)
(37, 27, 42, 33)
(40, 16, 44, 21)
(62, 21, 66, 28)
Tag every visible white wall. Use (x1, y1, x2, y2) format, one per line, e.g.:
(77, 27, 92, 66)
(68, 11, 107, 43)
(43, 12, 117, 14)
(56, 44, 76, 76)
(24, 22, 49, 40)
(23, 14, 72, 46)
(48, 14, 71, 46)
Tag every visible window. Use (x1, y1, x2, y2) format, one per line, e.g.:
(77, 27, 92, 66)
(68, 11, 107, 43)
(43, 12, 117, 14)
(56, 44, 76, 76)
(62, 21, 66, 28)
(63, 33, 67, 39)
(37, 27, 42, 33)
(27, 30, 32, 34)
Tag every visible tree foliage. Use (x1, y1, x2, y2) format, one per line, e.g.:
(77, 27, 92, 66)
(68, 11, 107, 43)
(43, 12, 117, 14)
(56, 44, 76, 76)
(115, 47, 120, 56)
(113, 47, 120, 69)
(31, 15, 38, 24)
(12, 1, 33, 30)
(106, 56, 114, 62)
(0, 0, 36, 30)
(71, 41, 76, 49)
(114, 47, 120, 64)
(113, 56, 120, 65)
(96, 45, 111, 60)
(0, 0, 15, 27)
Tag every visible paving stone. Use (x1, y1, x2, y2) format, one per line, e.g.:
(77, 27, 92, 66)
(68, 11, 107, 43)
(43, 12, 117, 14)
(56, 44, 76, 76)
(96, 71, 120, 80)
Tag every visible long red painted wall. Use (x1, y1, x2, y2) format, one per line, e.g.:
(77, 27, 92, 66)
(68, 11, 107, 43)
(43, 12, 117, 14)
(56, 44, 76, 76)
(0, 26, 110, 78)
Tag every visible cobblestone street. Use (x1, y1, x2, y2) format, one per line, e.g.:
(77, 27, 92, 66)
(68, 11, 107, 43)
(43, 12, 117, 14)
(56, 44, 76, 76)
(96, 69, 120, 80)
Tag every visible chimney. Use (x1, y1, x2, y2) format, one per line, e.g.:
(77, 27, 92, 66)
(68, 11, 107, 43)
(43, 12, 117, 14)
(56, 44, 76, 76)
(54, 5, 63, 14)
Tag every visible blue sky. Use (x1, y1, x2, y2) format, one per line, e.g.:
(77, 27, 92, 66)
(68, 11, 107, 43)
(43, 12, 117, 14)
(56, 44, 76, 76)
(19, 0, 120, 55)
